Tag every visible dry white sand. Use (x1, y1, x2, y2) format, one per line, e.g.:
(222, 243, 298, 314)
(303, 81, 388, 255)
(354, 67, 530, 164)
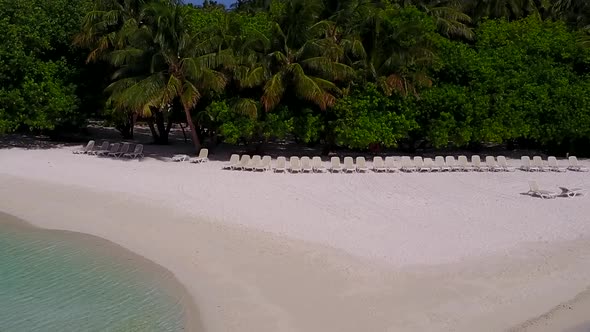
(1, 146, 590, 331)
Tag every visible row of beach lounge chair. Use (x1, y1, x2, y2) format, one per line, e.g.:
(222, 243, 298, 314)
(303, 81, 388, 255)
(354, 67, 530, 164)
(223, 154, 589, 173)
(73, 140, 143, 159)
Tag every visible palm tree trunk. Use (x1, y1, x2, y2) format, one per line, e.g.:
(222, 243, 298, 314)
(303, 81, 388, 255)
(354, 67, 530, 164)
(183, 108, 201, 152)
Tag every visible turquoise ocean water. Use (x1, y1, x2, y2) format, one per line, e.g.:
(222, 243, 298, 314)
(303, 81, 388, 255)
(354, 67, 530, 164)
(0, 215, 188, 332)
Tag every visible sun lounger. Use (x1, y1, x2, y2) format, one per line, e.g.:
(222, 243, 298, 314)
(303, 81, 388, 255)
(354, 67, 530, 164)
(99, 143, 119, 157)
(246, 155, 262, 171)
(372, 157, 387, 172)
(172, 154, 190, 162)
(384, 156, 398, 172)
(190, 148, 209, 163)
(274, 156, 286, 173)
(413, 156, 427, 172)
(471, 155, 489, 172)
(235, 155, 250, 170)
(343, 157, 356, 173)
(496, 156, 515, 172)
(330, 157, 342, 173)
(457, 155, 473, 172)
(435, 156, 450, 172)
(256, 156, 272, 172)
(123, 144, 143, 159)
(73, 140, 95, 154)
(356, 157, 369, 173)
(312, 156, 326, 173)
(532, 156, 548, 172)
(401, 156, 417, 172)
(520, 156, 539, 172)
(568, 156, 589, 172)
(485, 156, 502, 172)
(110, 143, 130, 158)
(88, 141, 109, 155)
(289, 156, 302, 173)
(547, 156, 566, 172)
(527, 181, 558, 199)
(445, 156, 459, 172)
(558, 186, 585, 197)
(422, 158, 436, 172)
(223, 154, 240, 170)
(301, 156, 313, 173)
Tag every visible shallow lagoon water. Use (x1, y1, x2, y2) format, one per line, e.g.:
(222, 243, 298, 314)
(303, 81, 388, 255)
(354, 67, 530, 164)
(0, 213, 188, 331)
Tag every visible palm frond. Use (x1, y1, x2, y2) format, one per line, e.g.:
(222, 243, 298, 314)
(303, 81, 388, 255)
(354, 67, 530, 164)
(232, 98, 259, 118)
(261, 72, 286, 111)
(180, 81, 201, 111)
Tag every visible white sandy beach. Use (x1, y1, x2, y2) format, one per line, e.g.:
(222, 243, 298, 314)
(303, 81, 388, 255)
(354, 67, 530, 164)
(1, 145, 590, 331)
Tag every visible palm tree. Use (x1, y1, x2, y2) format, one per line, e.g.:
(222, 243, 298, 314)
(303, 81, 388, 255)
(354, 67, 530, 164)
(106, 1, 228, 151)
(552, 0, 590, 29)
(394, 0, 474, 39)
(349, 5, 437, 96)
(464, 0, 550, 21)
(74, 0, 151, 62)
(259, 23, 354, 112)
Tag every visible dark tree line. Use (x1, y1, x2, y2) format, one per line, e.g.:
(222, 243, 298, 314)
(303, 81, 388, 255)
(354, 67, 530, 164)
(1, 0, 590, 154)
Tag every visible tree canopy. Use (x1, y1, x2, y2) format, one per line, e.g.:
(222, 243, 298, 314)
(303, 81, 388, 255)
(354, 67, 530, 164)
(2, 0, 590, 154)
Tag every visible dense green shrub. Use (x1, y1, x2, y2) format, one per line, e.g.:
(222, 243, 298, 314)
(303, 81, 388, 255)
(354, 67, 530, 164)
(331, 84, 417, 149)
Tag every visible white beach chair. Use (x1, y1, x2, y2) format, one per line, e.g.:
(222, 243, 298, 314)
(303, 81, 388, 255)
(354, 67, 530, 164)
(547, 156, 566, 172)
(343, 157, 356, 173)
(472, 155, 489, 172)
(111, 142, 130, 158)
(127, 144, 144, 159)
(558, 186, 585, 198)
(435, 156, 450, 172)
(256, 156, 272, 172)
(497, 156, 515, 172)
(274, 156, 287, 173)
(330, 157, 342, 173)
(520, 156, 539, 172)
(568, 156, 589, 172)
(312, 156, 327, 173)
(123, 144, 143, 159)
(99, 143, 119, 157)
(356, 157, 368, 173)
(527, 181, 558, 199)
(445, 156, 459, 172)
(485, 156, 502, 172)
(301, 156, 313, 173)
(422, 158, 436, 172)
(413, 156, 427, 172)
(372, 157, 387, 172)
(73, 140, 95, 154)
(223, 154, 240, 170)
(401, 156, 416, 172)
(172, 154, 190, 162)
(457, 155, 473, 172)
(246, 155, 262, 171)
(190, 149, 209, 163)
(384, 157, 398, 172)
(88, 141, 109, 156)
(236, 155, 251, 170)
(289, 156, 302, 173)
(532, 156, 548, 172)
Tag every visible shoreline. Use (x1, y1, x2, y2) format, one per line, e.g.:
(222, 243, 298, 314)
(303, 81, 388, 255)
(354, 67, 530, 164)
(1, 147, 590, 331)
(0, 210, 202, 331)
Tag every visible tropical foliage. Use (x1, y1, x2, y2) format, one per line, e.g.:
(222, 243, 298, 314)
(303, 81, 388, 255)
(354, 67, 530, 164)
(2, 0, 590, 154)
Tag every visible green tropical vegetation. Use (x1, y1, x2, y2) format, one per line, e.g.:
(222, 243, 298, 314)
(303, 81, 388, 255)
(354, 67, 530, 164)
(2, 0, 590, 153)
